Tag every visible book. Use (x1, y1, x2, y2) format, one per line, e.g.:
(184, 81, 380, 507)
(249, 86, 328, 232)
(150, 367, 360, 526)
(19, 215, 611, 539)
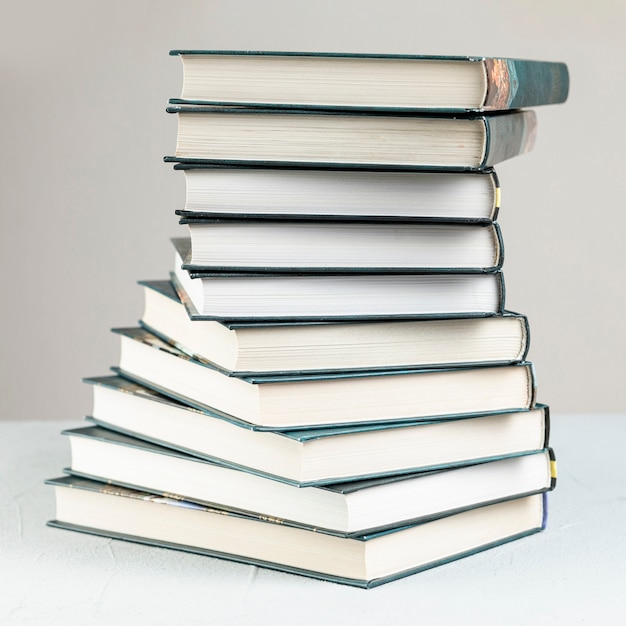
(84, 375, 549, 485)
(172, 239, 506, 320)
(166, 106, 537, 170)
(140, 279, 529, 375)
(47, 476, 548, 588)
(111, 327, 537, 430)
(169, 51, 569, 113)
(63, 424, 556, 535)
(178, 219, 504, 273)
(175, 165, 501, 223)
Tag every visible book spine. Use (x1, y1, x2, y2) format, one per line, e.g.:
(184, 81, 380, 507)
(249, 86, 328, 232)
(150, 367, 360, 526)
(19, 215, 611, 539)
(492, 222, 505, 270)
(548, 447, 557, 490)
(490, 169, 501, 221)
(527, 362, 538, 408)
(483, 59, 569, 111)
(543, 404, 551, 447)
(519, 313, 531, 362)
(496, 271, 506, 314)
(482, 111, 537, 169)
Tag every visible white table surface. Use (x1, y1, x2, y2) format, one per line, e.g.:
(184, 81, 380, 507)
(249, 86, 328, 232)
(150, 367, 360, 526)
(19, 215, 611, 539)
(1, 414, 625, 626)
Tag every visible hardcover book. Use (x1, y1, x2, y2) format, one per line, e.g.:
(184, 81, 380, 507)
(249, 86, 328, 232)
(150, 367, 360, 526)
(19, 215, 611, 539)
(63, 424, 556, 535)
(140, 279, 529, 375)
(47, 475, 548, 588)
(171, 239, 506, 320)
(175, 165, 501, 223)
(178, 220, 504, 273)
(166, 106, 537, 171)
(111, 327, 537, 430)
(83, 375, 550, 485)
(169, 51, 569, 113)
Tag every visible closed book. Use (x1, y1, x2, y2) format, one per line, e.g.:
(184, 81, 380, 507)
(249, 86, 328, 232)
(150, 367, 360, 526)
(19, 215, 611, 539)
(169, 51, 569, 112)
(84, 375, 548, 485)
(178, 219, 504, 273)
(171, 239, 506, 321)
(47, 476, 548, 588)
(175, 165, 501, 223)
(111, 327, 537, 431)
(63, 424, 556, 536)
(140, 279, 529, 375)
(166, 106, 536, 171)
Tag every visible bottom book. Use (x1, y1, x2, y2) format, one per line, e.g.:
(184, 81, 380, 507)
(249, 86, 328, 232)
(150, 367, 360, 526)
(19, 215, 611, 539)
(47, 475, 546, 588)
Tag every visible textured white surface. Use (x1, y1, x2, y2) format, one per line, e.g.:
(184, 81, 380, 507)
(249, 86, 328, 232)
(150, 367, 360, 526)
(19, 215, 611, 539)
(1, 415, 625, 625)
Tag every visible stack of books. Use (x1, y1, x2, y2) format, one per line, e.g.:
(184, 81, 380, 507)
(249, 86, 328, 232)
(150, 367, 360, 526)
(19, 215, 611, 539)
(47, 51, 568, 588)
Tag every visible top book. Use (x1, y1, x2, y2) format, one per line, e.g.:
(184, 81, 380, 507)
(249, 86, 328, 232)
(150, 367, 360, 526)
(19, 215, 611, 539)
(169, 51, 569, 112)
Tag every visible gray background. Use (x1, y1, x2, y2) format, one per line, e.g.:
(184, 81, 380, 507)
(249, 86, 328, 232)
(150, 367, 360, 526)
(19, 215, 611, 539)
(1, 0, 624, 421)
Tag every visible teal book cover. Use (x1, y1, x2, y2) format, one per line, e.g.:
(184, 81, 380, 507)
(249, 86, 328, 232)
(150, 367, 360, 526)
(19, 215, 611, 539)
(168, 51, 568, 113)
(170, 237, 507, 322)
(61, 423, 556, 536)
(176, 221, 505, 274)
(110, 361, 537, 431)
(110, 325, 537, 431)
(172, 164, 501, 224)
(47, 475, 548, 588)
(112, 325, 536, 385)
(141, 277, 522, 333)
(138, 278, 529, 377)
(168, 270, 507, 323)
(114, 323, 534, 383)
(165, 106, 537, 171)
(82, 375, 549, 486)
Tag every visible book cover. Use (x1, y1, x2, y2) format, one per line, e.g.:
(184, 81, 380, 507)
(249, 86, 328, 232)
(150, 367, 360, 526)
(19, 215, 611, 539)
(139, 278, 530, 376)
(111, 326, 537, 430)
(47, 475, 548, 588)
(171, 237, 507, 321)
(173, 164, 501, 224)
(62, 423, 556, 536)
(83, 375, 550, 486)
(168, 51, 569, 112)
(169, 270, 506, 323)
(176, 221, 504, 274)
(175, 232, 505, 274)
(165, 107, 537, 171)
